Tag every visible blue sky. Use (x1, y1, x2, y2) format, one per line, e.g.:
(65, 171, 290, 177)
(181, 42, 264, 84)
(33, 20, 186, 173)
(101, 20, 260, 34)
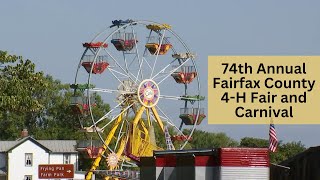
(1, 0, 320, 147)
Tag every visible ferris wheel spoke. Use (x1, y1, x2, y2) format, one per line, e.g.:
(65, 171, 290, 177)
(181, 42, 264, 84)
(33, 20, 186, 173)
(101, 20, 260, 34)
(122, 53, 142, 85)
(159, 94, 201, 102)
(156, 57, 191, 85)
(140, 30, 154, 77)
(158, 116, 175, 127)
(114, 122, 125, 151)
(127, 53, 138, 69)
(147, 112, 174, 127)
(89, 88, 134, 94)
(155, 105, 186, 137)
(150, 29, 167, 78)
(123, 44, 143, 83)
(122, 52, 129, 73)
(135, 54, 144, 84)
(107, 68, 127, 87)
(90, 99, 127, 127)
(100, 102, 135, 131)
(131, 28, 145, 83)
(159, 95, 183, 101)
(126, 55, 141, 79)
(143, 30, 153, 57)
(109, 67, 134, 79)
(103, 49, 139, 85)
(121, 160, 138, 167)
(147, 110, 167, 126)
(142, 57, 153, 70)
(151, 58, 177, 80)
(94, 107, 130, 158)
(153, 74, 170, 81)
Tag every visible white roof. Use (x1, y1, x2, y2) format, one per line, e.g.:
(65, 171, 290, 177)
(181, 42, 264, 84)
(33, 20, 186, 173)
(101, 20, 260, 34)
(0, 137, 77, 153)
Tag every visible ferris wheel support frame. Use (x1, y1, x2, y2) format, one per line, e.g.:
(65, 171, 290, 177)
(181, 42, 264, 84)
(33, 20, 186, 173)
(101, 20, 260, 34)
(73, 20, 202, 180)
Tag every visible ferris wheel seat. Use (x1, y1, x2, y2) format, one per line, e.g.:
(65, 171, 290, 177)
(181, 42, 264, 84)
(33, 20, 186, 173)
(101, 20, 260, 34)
(111, 19, 134, 27)
(70, 96, 85, 114)
(83, 101, 96, 109)
(171, 135, 192, 142)
(82, 127, 104, 133)
(146, 24, 171, 31)
(179, 114, 206, 125)
(70, 83, 94, 91)
(111, 39, 138, 51)
(145, 43, 172, 55)
(81, 61, 109, 74)
(172, 53, 196, 59)
(171, 72, 197, 84)
(70, 103, 93, 115)
(83, 42, 108, 48)
(69, 96, 96, 115)
(86, 146, 104, 159)
(70, 104, 85, 114)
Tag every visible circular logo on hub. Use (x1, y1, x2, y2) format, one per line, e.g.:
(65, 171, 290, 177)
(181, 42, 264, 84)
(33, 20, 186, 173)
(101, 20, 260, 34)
(138, 79, 160, 108)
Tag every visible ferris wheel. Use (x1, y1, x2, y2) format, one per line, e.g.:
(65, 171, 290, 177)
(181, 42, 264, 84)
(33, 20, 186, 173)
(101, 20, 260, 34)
(70, 19, 205, 179)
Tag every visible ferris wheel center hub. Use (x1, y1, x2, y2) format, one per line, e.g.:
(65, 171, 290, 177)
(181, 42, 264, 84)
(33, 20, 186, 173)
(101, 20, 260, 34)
(138, 79, 160, 108)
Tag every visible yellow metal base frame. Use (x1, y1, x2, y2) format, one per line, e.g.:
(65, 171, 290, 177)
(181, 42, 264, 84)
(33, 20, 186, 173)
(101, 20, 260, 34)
(85, 106, 165, 180)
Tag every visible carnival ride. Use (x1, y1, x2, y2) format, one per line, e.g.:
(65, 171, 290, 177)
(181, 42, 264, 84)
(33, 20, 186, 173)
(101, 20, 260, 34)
(71, 19, 205, 180)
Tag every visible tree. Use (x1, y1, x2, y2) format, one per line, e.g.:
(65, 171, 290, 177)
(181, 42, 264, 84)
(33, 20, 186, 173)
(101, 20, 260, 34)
(0, 51, 49, 139)
(239, 137, 268, 148)
(0, 50, 110, 140)
(186, 129, 239, 149)
(271, 141, 305, 163)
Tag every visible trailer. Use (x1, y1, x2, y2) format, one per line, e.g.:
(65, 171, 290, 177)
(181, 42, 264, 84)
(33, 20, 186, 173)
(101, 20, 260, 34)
(140, 148, 269, 180)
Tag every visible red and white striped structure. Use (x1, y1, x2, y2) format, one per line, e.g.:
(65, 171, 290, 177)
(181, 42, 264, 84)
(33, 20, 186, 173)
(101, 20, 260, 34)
(140, 148, 269, 180)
